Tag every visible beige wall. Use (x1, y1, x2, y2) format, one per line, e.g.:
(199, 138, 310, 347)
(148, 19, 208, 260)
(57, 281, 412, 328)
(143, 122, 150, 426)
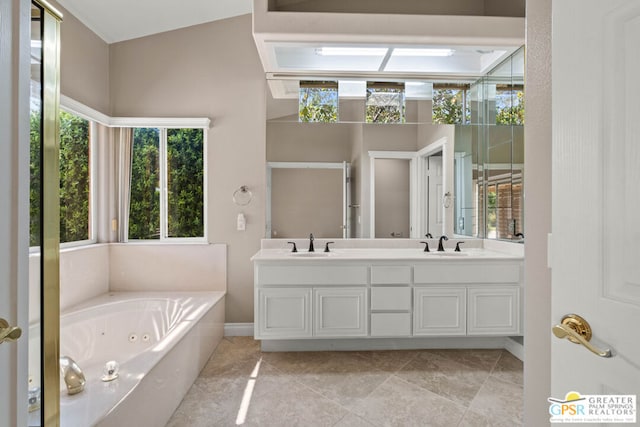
(524, 0, 552, 425)
(267, 122, 354, 162)
(50, 0, 110, 114)
(271, 169, 343, 239)
(109, 14, 266, 323)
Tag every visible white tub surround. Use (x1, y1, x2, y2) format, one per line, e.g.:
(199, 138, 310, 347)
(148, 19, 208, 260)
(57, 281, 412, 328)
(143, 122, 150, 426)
(252, 239, 523, 352)
(29, 292, 225, 427)
(109, 243, 227, 292)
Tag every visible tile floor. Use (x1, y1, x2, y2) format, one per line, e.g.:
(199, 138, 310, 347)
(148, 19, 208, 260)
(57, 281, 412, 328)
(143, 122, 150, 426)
(167, 337, 523, 427)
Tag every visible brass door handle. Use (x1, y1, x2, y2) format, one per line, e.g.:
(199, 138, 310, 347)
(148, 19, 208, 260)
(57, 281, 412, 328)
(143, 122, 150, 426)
(0, 318, 22, 344)
(552, 314, 611, 358)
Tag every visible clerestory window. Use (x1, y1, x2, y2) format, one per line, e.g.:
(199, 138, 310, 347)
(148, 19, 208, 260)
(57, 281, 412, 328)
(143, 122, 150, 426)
(365, 82, 405, 124)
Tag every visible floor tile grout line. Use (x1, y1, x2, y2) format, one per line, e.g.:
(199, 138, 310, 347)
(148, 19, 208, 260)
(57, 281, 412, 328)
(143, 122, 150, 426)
(487, 349, 505, 376)
(388, 373, 468, 413)
(257, 357, 378, 419)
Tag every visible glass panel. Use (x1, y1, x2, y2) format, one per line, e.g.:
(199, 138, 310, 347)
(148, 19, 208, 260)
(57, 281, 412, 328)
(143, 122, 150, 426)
(59, 111, 90, 243)
(28, 5, 43, 424)
(452, 46, 525, 241)
(30, 5, 42, 248)
(167, 128, 204, 238)
(129, 128, 160, 239)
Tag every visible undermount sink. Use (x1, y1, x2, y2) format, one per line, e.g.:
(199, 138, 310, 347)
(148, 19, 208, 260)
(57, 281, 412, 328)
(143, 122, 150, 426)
(426, 252, 468, 256)
(288, 252, 332, 257)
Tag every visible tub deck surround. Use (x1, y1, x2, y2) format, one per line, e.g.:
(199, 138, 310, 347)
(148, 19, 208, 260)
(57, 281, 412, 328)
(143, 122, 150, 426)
(29, 291, 225, 427)
(252, 239, 523, 352)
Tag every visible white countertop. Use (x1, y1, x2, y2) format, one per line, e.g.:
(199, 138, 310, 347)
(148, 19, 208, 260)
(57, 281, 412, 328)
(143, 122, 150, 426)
(251, 247, 523, 262)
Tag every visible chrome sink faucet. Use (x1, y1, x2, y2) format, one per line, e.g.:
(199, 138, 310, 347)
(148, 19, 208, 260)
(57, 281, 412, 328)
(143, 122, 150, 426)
(308, 233, 315, 252)
(438, 235, 449, 252)
(60, 356, 86, 395)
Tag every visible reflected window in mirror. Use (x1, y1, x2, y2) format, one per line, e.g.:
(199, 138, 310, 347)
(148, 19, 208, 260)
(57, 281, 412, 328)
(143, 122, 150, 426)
(432, 83, 470, 125)
(299, 81, 338, 123)
(366, 82, 405, 124)
(496, 84, 524, 125)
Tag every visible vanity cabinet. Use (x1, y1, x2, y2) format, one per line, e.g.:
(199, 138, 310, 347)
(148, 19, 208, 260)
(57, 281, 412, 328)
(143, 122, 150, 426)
(253, 253, 523, 344)
(413, 287, 467, 336)
(314, 288, 368, 337)
(467, 287, 520, 335)
(257, 288, 312, 338)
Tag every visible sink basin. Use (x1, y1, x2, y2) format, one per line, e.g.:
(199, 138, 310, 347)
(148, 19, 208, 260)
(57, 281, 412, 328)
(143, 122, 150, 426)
(288, 252, 332, 257)
(426, 252, 468, 257)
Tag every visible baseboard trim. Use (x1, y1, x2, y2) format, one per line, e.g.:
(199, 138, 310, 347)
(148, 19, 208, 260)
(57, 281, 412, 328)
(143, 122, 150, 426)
(224, 323, 254, 336)
(260, 337, 510, 352)
(504, 336, 524, 361)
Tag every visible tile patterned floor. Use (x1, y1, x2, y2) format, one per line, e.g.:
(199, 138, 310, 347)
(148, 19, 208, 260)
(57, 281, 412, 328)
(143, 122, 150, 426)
(167, 337, 523, 427)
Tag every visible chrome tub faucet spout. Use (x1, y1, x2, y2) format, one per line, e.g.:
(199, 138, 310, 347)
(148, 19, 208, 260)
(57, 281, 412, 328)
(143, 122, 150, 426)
(60, 355, 86, 395)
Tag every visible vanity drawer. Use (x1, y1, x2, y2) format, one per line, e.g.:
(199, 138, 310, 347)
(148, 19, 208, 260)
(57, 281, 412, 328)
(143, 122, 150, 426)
(257, 265, 368, 286)
(371, 265, 412, 285)
(414, 262, 521, 284)
(370, 287, 411, 311)
(371, 313, 411, 337)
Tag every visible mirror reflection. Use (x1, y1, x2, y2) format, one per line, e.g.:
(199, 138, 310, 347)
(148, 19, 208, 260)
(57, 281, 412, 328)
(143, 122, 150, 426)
(266, 47, 524, 241)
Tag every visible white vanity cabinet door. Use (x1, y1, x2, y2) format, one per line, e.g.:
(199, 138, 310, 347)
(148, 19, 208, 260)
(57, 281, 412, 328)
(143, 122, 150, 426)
(413, 287, 467, 336)
(467, 287, 520, 335)
(314, 288, 368, 337)
(257, 288, 312, 338)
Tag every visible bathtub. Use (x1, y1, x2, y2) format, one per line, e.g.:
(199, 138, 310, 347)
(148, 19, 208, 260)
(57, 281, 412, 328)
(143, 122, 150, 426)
(39, 291, 224, 427)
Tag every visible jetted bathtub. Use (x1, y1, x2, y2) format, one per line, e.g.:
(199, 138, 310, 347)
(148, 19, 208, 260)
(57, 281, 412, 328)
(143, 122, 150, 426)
(36, 291, 224, 427)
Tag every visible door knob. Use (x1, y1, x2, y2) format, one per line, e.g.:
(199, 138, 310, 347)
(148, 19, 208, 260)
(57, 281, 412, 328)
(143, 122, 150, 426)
(552, 314, 611, 358)
(0, 318, 22, 344)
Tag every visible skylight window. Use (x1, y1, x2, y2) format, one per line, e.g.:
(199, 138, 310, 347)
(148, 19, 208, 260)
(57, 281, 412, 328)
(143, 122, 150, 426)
(316, 47, 388, 56)
(392, 48, 454, 57)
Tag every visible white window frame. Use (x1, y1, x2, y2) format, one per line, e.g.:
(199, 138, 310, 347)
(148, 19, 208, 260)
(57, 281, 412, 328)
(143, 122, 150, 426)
(35, 104, 98, 251)
(128, 126, 208, 243)
(57, 95, 211, 245)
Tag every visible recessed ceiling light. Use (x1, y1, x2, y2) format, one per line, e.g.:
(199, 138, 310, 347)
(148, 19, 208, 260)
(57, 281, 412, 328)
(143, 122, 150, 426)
(392, 48, 454, 57)
(316, 47, 388, 56)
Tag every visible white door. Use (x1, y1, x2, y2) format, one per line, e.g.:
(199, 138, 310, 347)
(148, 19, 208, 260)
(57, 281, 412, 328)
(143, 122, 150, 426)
(0, 0, 29, 425)
(552, 0, 640, 418)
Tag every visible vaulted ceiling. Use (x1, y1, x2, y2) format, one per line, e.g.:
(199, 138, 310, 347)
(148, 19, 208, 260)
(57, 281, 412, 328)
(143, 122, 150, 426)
(56, 0, 252, 43)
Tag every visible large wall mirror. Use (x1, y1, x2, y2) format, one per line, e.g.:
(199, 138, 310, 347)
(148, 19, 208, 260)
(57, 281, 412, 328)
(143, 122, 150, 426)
(265, 47, 524, 241)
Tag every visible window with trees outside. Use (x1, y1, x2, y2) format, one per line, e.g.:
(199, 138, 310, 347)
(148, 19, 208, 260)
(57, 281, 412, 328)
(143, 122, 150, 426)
(299, 81, 338, 123)
(496, 84, 524, 125)
(432, 84, 470, 125)
(30, 109, 93, 247)
(366, 82, 405, 124)
(128, 127, 205, 240)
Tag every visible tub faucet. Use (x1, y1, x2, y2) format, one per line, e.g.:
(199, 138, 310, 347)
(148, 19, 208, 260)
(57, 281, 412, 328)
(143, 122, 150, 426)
(438, 235, 449, 252)
(308, 233, 315, 252)
(60, 356, 86, 395)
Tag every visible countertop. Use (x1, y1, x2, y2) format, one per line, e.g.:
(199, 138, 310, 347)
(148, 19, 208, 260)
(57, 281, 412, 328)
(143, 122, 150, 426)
(251, 247, 524, 262)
